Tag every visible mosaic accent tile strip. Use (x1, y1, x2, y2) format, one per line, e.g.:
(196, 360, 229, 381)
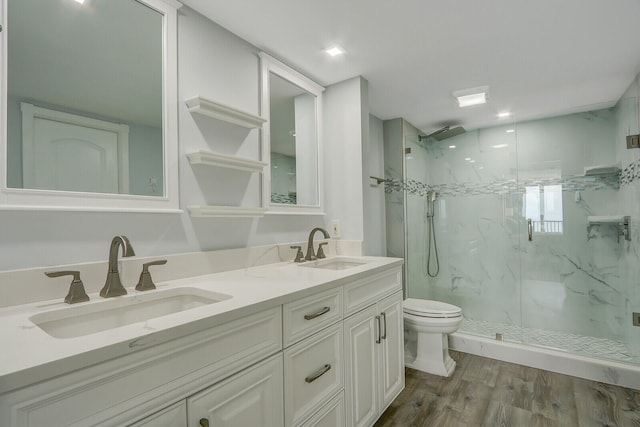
(385, 174, 621, 198)
(620, 157, 640, 186)
(459, 318, 639, 363)
(271, 193, 296, 204)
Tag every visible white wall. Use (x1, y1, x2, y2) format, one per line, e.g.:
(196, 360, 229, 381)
(0, 7, 370, 271)
(323, 77, 368, 243)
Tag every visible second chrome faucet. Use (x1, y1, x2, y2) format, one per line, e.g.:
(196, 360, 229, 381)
(305, 227, 330, 261)
(100, 235, 136, 298)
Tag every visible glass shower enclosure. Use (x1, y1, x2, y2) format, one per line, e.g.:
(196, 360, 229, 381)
(402, 86, 640, 364)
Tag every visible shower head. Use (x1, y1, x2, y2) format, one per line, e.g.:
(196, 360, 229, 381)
(419, 125, 466, 142)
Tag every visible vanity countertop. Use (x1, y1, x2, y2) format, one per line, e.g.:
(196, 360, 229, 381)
(0, 256, 403, 394)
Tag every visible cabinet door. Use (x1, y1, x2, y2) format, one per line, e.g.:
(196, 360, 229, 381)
(377, 291, 405, 412)
(128, 401, 187, 427)
(343, 305, 379, 427)
(187, 353, 284, 427)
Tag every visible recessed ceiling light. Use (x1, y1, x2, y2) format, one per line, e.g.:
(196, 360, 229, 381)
(464, 157, 471, 161)
(453, 86, 489, 108)
(449, 145, 456, 149)
(506, 129, 515, 133)
(497, 112, 511, 118)
(325, 46, 345, 57)
(492, 144, 509, 149)
(74, 0, 85, 3)
(469, 160, 476, 163)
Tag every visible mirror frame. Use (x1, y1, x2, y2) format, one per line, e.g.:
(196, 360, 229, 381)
(259, 52, 325, 215)
(0, 0, 182, 212)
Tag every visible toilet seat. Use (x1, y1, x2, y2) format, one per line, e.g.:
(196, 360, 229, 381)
(403, 298, 462, 318)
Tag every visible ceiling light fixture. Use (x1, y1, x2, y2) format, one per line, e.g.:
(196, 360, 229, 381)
(325, 46, 345, 57)
(74, 0, 85, 3)
(449, 145, 456, 149)
(453, 86, 489, 108)
(492, 144, 509, 149)
(497, 112, 511, 118)
(506, 129, 515, 133)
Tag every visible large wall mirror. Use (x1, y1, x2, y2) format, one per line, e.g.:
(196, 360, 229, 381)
(0, 0, 180, 211)
(259, 52, 324, 215)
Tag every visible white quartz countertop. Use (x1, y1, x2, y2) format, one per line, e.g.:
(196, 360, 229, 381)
(0, 255, 402, 393)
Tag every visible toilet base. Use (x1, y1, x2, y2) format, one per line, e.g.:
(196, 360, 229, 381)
(404, 332, 457, 377)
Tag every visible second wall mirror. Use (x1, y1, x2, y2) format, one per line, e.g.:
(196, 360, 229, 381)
(259, 52, 324, 215)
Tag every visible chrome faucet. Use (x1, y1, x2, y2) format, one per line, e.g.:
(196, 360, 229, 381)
(100, 235, 135, 298)
(305, 227, 330, 261)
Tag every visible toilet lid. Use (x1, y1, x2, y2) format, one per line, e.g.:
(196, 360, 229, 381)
(403, 298, 462, 318)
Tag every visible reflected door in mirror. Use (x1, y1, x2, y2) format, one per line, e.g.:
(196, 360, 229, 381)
(6, 0, 163, 197)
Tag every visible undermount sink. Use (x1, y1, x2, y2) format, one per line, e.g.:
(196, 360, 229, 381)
(299, 257, 370, 271)
(30, 287, 232, 339)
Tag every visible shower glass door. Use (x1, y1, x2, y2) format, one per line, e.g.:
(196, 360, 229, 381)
(517, 98, 639, 363)
(404, 124, 523, 343)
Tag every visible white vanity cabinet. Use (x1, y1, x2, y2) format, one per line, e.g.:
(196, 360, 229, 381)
(0, 259, 404, 427)
(0, 307, 282, 427)
(343, 269, 404, 427)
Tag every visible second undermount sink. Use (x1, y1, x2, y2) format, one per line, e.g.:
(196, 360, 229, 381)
(30, 287, 232, 339)
(299, 257, 370, 271)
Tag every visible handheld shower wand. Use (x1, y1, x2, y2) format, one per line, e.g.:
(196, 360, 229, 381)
(423, 191, 440, 277)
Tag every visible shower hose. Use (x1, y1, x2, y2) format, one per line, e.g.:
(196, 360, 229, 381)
(423, 198, 440, 277)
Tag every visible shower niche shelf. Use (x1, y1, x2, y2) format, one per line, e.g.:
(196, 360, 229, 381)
(587, 215, 630, 242)
(583, 164, 621, 177)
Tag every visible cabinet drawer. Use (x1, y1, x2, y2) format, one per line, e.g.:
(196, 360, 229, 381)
(344, 268, 402, 316)
(283, 286, 343, 347)
(284, 323, 343, 427)
(299, 391, 345, 427)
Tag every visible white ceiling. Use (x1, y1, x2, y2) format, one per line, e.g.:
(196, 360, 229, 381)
(180, 0, 640, 133)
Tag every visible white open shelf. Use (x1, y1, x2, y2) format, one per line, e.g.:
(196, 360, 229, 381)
(185, 96, 266, 129)
(187, 205, 267, 218)
(187, 150, 267, 173)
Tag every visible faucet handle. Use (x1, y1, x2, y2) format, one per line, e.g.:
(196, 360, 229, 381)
(290, 246, 305, 263)
(317, 242, 329, 259)
(45, 270, 90, 304)
(135, 260, 167, 291)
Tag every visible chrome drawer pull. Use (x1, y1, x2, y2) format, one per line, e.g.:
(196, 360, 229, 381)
(304, 306, 330, 320)
(381, 312, 387, 340)
(305, 364, 331, 383)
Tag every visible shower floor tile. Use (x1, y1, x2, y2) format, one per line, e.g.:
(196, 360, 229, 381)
(459, 318, 639, 364)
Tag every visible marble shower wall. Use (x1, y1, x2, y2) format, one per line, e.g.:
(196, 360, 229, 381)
(398, 94, 640, 350)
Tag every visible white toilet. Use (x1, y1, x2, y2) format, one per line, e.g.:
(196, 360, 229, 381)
(403, 298, 463, 377)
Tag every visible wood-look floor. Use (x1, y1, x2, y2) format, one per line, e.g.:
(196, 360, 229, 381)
(374, 351, 640, 427)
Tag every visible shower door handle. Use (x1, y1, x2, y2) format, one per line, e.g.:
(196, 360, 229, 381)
(527, 218, 533, 241)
